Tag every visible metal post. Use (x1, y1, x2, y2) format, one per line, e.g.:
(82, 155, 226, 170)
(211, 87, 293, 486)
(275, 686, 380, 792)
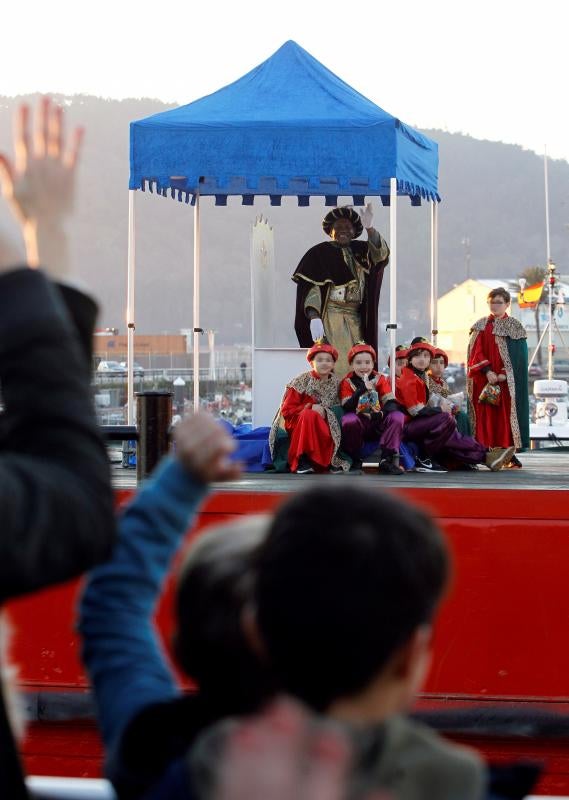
(544, 151, 553, 380)
(544, 148, 551, 268)
(135, 391, 173, 481)
(193, 190, 201, 413)
(430, 202, 439, 345)
(548, 262, 556, 380)
(208, 329, 216, 380)
(389, 178, 398, 394)
(126, 190, 136, 425)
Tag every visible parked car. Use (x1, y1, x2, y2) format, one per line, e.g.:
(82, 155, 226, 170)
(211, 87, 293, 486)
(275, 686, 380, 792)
(528, 364, 543, 378)
(119, 361, 145, 377)
(96, 360, 127, 376)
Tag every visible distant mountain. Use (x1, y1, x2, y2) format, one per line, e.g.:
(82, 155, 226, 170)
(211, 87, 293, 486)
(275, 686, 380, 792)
(0, 95, 567, 346)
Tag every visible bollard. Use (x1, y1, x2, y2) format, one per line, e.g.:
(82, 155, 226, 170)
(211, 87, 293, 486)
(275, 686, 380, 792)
(135, 391, 173, 481)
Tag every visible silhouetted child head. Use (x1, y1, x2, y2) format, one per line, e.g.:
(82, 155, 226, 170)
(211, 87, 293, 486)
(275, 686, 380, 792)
(175, 516, 273, 709)
(253, 485, 449, 714)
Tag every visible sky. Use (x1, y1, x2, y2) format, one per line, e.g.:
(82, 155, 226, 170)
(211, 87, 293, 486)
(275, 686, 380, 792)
(2, 0, 569, 163)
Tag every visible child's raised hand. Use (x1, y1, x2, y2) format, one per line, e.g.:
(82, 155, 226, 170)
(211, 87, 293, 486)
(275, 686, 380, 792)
(215, 697, 352, 800)
(174, 413, 242, 483)
(0, 98, 83, 278)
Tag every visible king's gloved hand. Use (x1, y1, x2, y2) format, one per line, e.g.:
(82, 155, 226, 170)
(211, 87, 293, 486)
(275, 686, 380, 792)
(358, 202, 374, 230)
(309, 318, 325, 341)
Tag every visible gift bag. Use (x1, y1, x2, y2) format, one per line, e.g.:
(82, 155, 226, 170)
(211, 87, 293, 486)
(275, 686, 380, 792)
(479, 383, 501, 406)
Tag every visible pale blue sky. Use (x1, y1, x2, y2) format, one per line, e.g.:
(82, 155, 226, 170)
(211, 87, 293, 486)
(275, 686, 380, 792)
(2, 0, 568, 162)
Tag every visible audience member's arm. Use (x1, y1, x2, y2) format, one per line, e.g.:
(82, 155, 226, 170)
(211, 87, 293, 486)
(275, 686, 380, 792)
(0, 98, 114, 601)
(0, 270, 113, 599)
(79, 414, 240, 754)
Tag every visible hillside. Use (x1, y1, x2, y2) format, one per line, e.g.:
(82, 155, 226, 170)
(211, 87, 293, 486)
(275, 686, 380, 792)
(0, 95, 567, 345)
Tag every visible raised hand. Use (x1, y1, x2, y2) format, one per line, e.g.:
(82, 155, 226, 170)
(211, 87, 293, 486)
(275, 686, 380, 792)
(358, 202, 374, 230)
(363, 373, 375, 391)
(215, 698, 350, 800)
(215, 697, 391, 800)
(0, 97, 83, 278)
(174, 412, 243, 483)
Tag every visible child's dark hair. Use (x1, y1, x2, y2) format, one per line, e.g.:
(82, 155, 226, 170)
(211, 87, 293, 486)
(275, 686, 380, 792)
(254, 486, 449, 712)
(487, 287, 511, 303)
(174, 516, 272, 710)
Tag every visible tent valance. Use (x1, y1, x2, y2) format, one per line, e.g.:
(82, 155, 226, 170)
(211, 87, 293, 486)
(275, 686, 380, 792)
(130, 41, 440, 204)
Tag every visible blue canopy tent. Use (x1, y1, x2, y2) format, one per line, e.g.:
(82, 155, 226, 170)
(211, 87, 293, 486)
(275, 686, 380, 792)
(127, 40, 441, 419)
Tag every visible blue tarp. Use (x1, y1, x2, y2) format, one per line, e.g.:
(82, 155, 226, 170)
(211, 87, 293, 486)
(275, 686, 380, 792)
(217, 421, 270, 473)
(130, 40, 440, 205)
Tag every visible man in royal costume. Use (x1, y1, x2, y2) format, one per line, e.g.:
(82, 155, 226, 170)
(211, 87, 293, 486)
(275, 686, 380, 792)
(467, 287, 529, 467)
(292, 203, 390, 377)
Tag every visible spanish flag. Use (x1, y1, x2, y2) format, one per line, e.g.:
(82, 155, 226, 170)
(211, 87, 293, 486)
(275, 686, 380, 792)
(518, 281, 545, 308)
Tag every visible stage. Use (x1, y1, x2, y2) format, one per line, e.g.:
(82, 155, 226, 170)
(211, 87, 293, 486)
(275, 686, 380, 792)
(113, 446, 569, 492)
(12, 448, 569, 794)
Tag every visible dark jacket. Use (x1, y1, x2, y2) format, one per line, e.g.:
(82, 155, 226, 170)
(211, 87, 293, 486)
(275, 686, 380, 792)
(0, 268, 116, 798)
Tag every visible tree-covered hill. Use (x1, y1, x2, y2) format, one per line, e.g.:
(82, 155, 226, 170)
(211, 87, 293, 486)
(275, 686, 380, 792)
(0, 95, 567, 344)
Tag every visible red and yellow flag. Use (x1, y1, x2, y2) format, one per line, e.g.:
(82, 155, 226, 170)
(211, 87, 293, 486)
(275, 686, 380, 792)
(518, 281, 544, 308)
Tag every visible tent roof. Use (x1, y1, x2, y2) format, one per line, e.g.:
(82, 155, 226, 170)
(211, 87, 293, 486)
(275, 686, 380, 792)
(130, 40, 440, 205)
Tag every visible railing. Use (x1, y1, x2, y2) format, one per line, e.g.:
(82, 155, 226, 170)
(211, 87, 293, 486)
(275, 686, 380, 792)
(93, 367, 252, 382)
(23, 776, 569, 799)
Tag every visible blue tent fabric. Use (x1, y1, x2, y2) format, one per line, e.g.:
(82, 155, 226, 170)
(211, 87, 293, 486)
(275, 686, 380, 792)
(130, 41, 439, 204)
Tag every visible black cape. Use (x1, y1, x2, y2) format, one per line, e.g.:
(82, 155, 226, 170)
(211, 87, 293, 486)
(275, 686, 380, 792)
(292, 239, 389, 350)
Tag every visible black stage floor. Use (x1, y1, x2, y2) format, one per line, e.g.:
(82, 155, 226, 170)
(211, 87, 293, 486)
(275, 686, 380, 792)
(112, 449, 569, 492)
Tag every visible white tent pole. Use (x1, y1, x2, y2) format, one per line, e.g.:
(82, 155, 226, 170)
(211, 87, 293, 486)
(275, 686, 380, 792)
(126, 189, 136, 426)
(430, 201, 439, 345)
(389, 178, 397, 393)
(544, 147, 551, 266)
(544, 148, 554, 380)
(193, 190, 201, 413)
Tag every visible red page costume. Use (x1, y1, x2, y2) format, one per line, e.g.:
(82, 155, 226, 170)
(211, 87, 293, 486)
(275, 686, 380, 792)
(467, 315, 529, 449)
(396, 366, 430, 418)
(269, 370, 349, 472)
(396, 366, 486, 465)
